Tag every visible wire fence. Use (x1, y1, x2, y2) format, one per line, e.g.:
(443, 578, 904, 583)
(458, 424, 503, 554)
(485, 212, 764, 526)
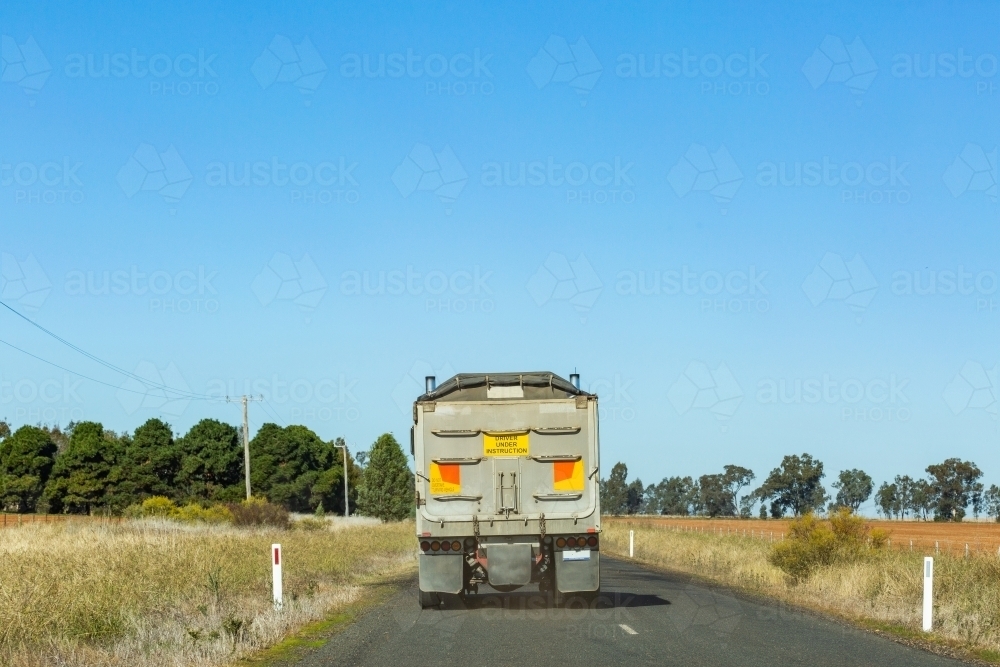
(0, 513, 124, 529)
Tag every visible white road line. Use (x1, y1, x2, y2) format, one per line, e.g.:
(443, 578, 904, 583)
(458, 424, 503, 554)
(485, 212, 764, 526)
(619, 623, 638, 635)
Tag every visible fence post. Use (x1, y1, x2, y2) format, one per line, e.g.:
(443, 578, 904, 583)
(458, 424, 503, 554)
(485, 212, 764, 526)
(922, 557, 933, 632)
(910, 540, 913, 552)
(629, 530, 634, 558)
(935, 541, 939, 555)
(965, 543, 969, 559)
(272, 544, 283, 610)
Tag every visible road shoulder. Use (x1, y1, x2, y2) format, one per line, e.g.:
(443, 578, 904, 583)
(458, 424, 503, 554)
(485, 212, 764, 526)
(237, 568, 417, 667)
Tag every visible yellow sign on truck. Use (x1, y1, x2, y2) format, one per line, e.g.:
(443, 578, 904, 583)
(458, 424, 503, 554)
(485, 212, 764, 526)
(483, 432, 529, 456)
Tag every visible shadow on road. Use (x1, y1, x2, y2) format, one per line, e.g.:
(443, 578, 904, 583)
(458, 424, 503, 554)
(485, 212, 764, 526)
(441, 590, 670, 611)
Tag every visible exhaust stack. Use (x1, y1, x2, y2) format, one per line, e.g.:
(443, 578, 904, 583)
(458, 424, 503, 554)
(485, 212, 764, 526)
(425, 376, 436, 393)
(569, 373, 580, 390)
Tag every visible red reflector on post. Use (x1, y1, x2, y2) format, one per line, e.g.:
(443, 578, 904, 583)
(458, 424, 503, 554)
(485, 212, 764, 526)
(274, 547, 280, 565)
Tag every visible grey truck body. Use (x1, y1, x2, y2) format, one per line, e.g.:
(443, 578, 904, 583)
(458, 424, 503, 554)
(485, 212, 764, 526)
(412, 372, 601, 605)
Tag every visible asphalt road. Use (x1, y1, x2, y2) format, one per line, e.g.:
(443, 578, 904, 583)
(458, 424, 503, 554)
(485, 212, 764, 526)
(299, 557, 966, 667)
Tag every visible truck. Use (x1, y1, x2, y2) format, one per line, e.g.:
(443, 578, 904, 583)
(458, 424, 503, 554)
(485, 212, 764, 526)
(411, 371, 601, 608)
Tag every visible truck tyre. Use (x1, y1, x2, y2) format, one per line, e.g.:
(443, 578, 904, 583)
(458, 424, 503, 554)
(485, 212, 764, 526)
(418, 590, 440, 609)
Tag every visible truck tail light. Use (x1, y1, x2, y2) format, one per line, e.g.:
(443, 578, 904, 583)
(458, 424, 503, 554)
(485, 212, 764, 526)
(430, 541, 441, 552)
(587, 536, 598, 547)
(420, 541, 431, 551)
(556, 537, 566, 548)
(451, 541, 462, 552)
(441, 541, 452, 551)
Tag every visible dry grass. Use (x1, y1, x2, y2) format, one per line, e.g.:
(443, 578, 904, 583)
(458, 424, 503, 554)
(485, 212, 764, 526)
(605, 519, 1000, 654)
(0, 517, 415, 667)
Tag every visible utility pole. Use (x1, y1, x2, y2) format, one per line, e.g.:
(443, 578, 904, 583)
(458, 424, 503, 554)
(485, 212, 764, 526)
(335, 441, 349, 517)
(227, 395, 262, 499)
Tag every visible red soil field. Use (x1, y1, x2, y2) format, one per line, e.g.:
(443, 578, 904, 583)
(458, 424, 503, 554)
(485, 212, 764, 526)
(624, 516, 1000, 556)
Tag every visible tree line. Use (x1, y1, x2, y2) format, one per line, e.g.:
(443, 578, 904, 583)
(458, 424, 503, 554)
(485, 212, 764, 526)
(600, 453, 994, 522)
(0, 419, 415, 520)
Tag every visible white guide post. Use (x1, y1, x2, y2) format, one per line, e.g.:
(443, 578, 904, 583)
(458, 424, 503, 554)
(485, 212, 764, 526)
(629, 530, 634, 558)
(272, 544, 283, 610)
(922, 557, 933, 632)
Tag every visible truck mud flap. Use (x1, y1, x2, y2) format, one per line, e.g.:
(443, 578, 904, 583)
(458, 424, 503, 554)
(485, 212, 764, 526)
(419, 553, 463, 594)
(486, 543, 532, 587)
(555, 550, 600, 593)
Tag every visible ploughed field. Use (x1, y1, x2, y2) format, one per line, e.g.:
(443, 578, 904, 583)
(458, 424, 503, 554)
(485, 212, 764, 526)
(632, 516, 1000, 556)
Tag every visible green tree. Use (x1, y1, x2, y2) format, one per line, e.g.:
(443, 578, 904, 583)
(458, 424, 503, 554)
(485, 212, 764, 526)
(43, 422, 121, 514)
(926, 458, 982, 521)
(600, 462, 629, 515)
(0, 421, 10, 440)
(892, 475, 915, 518)
(625, 476, 645, 514)
(832, 469, 874, 512)
(875, 482, 898, 518)
(113, 418, 180, 506)
(642, 483, 659, 514)
(757, 453, 827, 517)
(650, 476, 697, 515)
(699, 473, 734, 517)
(985, 484, 1000, 522)
(722, 465, 754, 514)
(357, 433, 413, 521)
(910, 479, 935, 520)
(0, 426, 58, 512)
(971, 482, 985, 519)
(176, 419, 243, 501)
(250, 424, 336, 511)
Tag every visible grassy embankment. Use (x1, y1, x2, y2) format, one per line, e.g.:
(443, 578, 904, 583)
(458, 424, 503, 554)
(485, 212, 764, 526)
(0, 517, 415, 667)
(604, 518, 1000, 661)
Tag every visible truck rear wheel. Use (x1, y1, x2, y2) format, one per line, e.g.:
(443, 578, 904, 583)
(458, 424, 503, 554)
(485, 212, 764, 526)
(418, 590, 440, 609)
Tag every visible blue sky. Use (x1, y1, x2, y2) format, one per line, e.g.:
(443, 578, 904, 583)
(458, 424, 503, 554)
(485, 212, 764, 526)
(1, 0, 998, 512)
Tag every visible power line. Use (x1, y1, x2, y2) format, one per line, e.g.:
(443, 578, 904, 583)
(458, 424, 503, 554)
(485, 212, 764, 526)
(0, 300, 214, 400)
(0, 337, 214, 400)
(260, 397, 288, 426)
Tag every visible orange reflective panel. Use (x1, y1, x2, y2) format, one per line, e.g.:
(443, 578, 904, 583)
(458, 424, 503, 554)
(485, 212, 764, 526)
(430, 462, 461, 495)
(553, 459, 584, 491)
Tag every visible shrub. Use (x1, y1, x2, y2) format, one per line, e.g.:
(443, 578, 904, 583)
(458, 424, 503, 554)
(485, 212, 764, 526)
(227, 496, 289, 529)
(296, 516, 327, 531)
(141, 496, 177, 517)
(123, 496, 233, 524)
(769, 512, 837, 579)
(172, 503, 233, 524)
(769, 508, 887, 580)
